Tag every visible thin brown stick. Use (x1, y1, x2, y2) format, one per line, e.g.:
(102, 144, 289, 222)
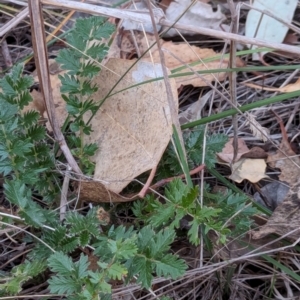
(138, 166, 157, 198)
(148, 164, 205, 192)
(227, 0, 238, 163)
(146, 0, 186, 157)
(0, 7, 29, 38)
(41, 0, 300, 56)
(28, 0, 82, 175)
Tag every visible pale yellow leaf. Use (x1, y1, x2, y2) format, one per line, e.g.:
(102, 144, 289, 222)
(229, 158, 268, 183)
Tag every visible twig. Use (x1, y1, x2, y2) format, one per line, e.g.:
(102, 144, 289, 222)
(40, 0, 300, 56)
(227, 0, 238, 163)
(147, 164, 205, 192)
(28, 0, 82, 175)
(138, 166, 157, 198)
(60, 165, 72, 221)
(0, 7, 29, 37)
(146, 0, 187, 156)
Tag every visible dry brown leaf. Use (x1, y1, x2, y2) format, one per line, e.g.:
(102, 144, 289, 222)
(267, 121, 300, 185)
(244, 78, 300, 93)
(23, 89, 45, 115)
(83, 58, 178, 194)
(118, 31, 241, 87)
(217, 138, 250, 164)
(79, 181, 138, 203)
(267, 148, 300, 185)
(229, 158, 268, 183)
(144, 42, 237, 88)
(43, 72, 68, 132)
(251, 182, 300, 241)
(252, 113, 300, 241)
(245, 113, 270, 142)
(119, 30, 157, 59)
(241, 146, 268, 159)
(28, 61, 67, 132)
(179, 91, 211, 124)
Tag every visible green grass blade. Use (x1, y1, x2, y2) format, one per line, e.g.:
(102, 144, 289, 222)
(172, 125, 192, 188)
(182, 90, 300, 129)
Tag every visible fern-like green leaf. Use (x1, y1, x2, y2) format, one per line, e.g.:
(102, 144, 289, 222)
(56, 49, 81, 74)
(4, 179, 29, 208)
(155, 253, 187, 279)
(48, 275, 80, 295)
(48, 252, 74, 276)
(134, 256, 153, 289)
(19, 201, 46, 227)
(74, 254, 89, 279)
(59, 74, 81, 94)
(106, 262, 128, 280)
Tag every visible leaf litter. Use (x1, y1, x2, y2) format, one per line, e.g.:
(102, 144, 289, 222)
(217, 138, 268, 183)
(3, 0, 300, 298)
(252, 112, 300, 241)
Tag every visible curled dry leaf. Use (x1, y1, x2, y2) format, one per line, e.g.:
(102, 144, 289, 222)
(28, 61, 67, 132)
(251, 181, 300, 241)
(253, 181, 289, 211)
(267, 117, 300, 185)
(83, 58, 178, 195)
(178, 91, 211, 125)
(217, 138, 250, 164)
(252, 113, 300, 241)
(241, 146, 268, 159)
(245, 113, 269, 142)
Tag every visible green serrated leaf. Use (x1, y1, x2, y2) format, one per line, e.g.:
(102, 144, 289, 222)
(59, 74, 81, 94)
(107, 263, 128, 280)
(93, 22, 115, 39)
(70, 121, 80, 132)
(134, 256, 153, 289)
(83, 143, 98, 156)
(188, 219, 200, 245)
(19, 201, 46, 227)
(26, 125, 45, 141)
(56, 49, 82, 74)
(151, 228, 176, 256)
(21, 110, 40, 127)
(80, 61, 101, 78)
(81, 80, 97, 95)
(48, 252, 74, 276)
(74, 254, 89, 279)
(11, 139, 33, 156)
(155, 254, 187, 279)
(18, 91, 33, 108)
(181, 185, 199, 208)
(10, 63, 23, 81)
(86, 43, 109, 60)
(0, 75, 17, 97)
(4, 179, 29, 208)
(48, 275, 80, 295)
(15, 75, 34, 90)
(0, 159, 13, 176)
